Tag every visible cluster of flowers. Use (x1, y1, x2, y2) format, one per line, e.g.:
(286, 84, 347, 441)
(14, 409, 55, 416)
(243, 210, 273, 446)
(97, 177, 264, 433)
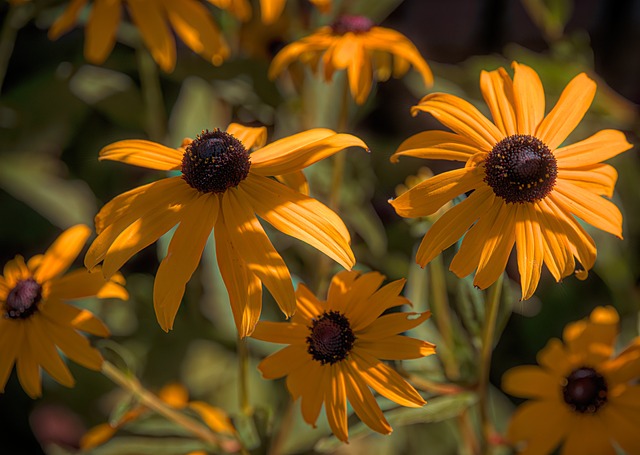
(2, 0, 639, 453)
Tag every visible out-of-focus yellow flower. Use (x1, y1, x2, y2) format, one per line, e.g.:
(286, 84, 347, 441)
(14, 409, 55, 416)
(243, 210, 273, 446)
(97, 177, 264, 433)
(86, 123, 367, 336)
(81, 382, 235, 450)
(390, 62, 632, 300)
(48, 0, 230, 72)
(0, 225, 128, 398)
(502, 306, 640, 454)
(269, 15, 433, 104)
(252, 270, 435, 442)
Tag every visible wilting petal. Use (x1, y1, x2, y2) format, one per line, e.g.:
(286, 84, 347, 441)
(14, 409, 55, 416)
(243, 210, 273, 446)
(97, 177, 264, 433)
(127, 0, 176, 72)
(512, 62, 545, 135)
(555, 129, 632, 167)
(34, 225, 91, 283)
(84, 0, 121, 64)
(154, 193, 217, 331)
(391, 130, 480, 163)
(99, 140, 183, 170)
(480, 67, 516, 137)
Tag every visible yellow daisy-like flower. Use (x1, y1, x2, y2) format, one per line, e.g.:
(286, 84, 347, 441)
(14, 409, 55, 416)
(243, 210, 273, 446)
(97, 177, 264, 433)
(502, 306, 640, 454)
(0, 225, 128, 398)
(82, 382, 236, 450)
(390, 62, 632, 299)
(252, 270, 435, 442)
(48, 0, 229, 72)
(269, 15, 433, 104)
(86, 123, 367, 336)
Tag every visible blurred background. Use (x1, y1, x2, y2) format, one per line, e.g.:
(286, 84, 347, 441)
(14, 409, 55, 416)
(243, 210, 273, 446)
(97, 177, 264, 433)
(0, 0, 639, 453)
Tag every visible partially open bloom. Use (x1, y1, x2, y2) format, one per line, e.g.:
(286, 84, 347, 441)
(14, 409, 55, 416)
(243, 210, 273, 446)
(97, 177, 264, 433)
(503, 306, 640, 454)
(81, 382, 235, 450)
(48, 0, 229, 72)
(390, 62, 632, 299)
(0, 225, 128, 398)
(252, 270, 435, 442)
(269, 15, 433, 104)
(86, 123, 367, 336)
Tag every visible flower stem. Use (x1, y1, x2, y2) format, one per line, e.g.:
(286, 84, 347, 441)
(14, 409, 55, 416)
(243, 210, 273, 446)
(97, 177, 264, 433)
(237, 336, 253, 416)
(478, 274, 503, 454)
(100, 361, 226, 448)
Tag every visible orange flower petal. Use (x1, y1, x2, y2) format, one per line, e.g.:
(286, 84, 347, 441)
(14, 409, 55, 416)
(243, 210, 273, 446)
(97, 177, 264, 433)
(189, 401, 235, 434)
(127, 0, 176, 72)
(558, 164, 617, 198)
(326, 270, 360, 305)
(501, 365, 562, 400)
(324, 364, 348, 442)
(291, 283, 324, 324)
(560, 417, 615, 455)
(274, 171, 309, 196)
(337, 271, 385, 315)
(357, 312, 431, 341)
(259, 0, 286, 24)
(250, 321, 308, 344)
(257, 345, 310, 380)
(299, 361, 327, 426)
(506, 400, 569, 453)
(48, 0, 88, 40)
(346, 39, 373, 104)
(391, 130, 480, 163)
(47, 268, 128, 302)
(227, 123, 267, 151)
(16, 337, 43, 398)
(357, 335, 435, 360)
(515, 205, 544, 300)
(480, 67, 516, 137)
(602, 406, 640, 455)
(349, 278, 406, 331)
(512, 62, 545, 135)
(28, 321, 75, 388)
(0, 321, 21, 392)
(555, 129, 632, 167)
(34, 224, 91, 284)
(99, 139, 183, 170)
(43, 316, 104, 370)
(84, 0, 121, 65)
(343, 360, 391, 435)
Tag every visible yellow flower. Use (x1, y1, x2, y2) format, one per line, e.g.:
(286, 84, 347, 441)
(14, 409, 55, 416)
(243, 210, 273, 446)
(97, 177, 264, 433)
(0, 225, 128, 398)
(252, 270, 435, 442)
(390, 62, 632, 299)
(48, 0, 229, 72)
(502, 306, 640, 454)
(81, 382, 235, 450)
(86, 123, 367, 336)
(269, 15, 433, 104)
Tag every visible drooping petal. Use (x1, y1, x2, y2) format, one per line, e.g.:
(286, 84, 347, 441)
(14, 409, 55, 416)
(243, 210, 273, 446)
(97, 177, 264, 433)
(536, 200, 573, 281)
(391, 130, 480, 163)
(239, 174, 353, 269)
(99, 140, 183, 170)
(30, 321, 80, 387)
(411, 93, 503, 151)
(257, 345, 310, 380)
(343, 361, 391, 435)
(250, 322, 308, 344)
(226, 123, 267, 150)
(389, 167, 484, 218)
(512, 62, 545, 135)
(415, 186, 495, 267)
(554, 129, 632, 167)
(250, 130, 368, 176)
(535, 73, 596, 150)
(501, 365, 562, 400)
(479, 67, 516, 137)
(127, 0, 176, 72)
(84, 0, 121, 64)
(222, 190, 296, 317)
(324, 364, 348, 442)
(34, 225, 91, 283)
(558, 164, 617, 197)
(154, 193, 218, 331)
(357, 335, 435, 360)
(515, 205, 545, 300)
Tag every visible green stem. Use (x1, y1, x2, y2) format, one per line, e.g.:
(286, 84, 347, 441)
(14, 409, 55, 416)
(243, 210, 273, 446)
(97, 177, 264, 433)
(237, 336, 253, 416)
(136, 47, 166, 141)
(478, 274, 503, 455)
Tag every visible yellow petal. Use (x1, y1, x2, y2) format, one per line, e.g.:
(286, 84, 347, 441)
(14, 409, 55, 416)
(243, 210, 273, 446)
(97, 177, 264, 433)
(337, 271, 385, 315)
(512, 62, 545, 135)
(326, 270, 360, 304)
(559, 164, 617, 197)
(299, 361, 327, 426)
(291, 283, 324, 324)
(16, 337, 43, 398)
(480, 67, 516, 137)
(44, 316, 104, 370)
(47, 268, 128, 302)
(343, 361, 391, 435)
(27, 321, 75, 388)
(99, 139, 183, 170)
(240, 174, 353, 269)
(227, 123, 267, 150)
(127, 0, 176, 72)
(259, 0, 285, 24)
(411, 93, 503, 151)
(358, 312, 431, 340)
(0, 321, 21, 391)
(536, 200, 573, 281)
(501, 365, 562, 400)
(250, 130, 368, 176)
(274, 171, 309, 196)
(154, 193, 218, 331)
(257, 345, 309, 379)
(84, 0, 121, 65)
(222, 190, 296, 317)
(189, 401, 235, 434)
(535, 72, 596, 150)
(42, 300, 110, 337)
(48, 0, 87, 40)
(349, 278, 406, 331)
(250, 321, 308, 344)
(506, 400, 569, 453)
(515, 205, 544, 300)
(80, 423, 117, 450)
(389, 167, 483, 218)
(346, 39, 372, 105)
(391, 130, 480, 163)
(357, 335, 435, 360)
(555, 129, 632, 167)
(324, 364, 349, 442)
(34, 224, 91, 283)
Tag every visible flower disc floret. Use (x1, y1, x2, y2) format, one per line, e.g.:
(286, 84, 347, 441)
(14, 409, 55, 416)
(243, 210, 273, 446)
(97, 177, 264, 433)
(181, 129, 250, 194)
(331, 15, 374, 35)
(484, 134, 557, 204)
(5, 278, 42, 319)
(306, 310, 355, 365)
(562, 367, 608, 414)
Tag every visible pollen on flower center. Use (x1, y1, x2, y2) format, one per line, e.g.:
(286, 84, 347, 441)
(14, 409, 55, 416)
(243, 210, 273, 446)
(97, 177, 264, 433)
(181, 129, 251, 194)
(307, 311, 356, 365)
(5, 277, 42, 319)
(562, 367, 608, 413)
(484, 134, 557, 204)
(331, 15, 374, 35)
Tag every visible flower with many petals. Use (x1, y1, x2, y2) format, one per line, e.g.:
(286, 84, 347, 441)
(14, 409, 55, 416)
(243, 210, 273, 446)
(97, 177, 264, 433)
(269, 15, 433, 104)
(390, 62, 632, 299)
(502, 306, 640, 454)
(0, 225, 128, 398)
(48, 0, 229, 72)
(252, 270, 435, 442)
(86, 124, 367, 336)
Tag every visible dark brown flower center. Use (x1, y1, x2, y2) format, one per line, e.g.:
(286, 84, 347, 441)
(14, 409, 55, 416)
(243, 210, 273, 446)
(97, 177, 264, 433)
(484, 135, 557, 204)
(331, 15, 374, 35)
(306, 311, 355, 365)
(5, 278, 42, 319)
(181, 129, 250, 194)
(562, 367, 608, 414)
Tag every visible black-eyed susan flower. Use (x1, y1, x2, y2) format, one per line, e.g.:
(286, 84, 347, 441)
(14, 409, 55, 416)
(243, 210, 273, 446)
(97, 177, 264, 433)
(390, 62, 632, 299)
(0, 225, 128, 398)
(269, 15, 433, 104)
(82, 382, 235, 450)
(502, 306, 640, 454)
(86, 123, 366, 336)
(48, 0, 229, 72)
(251, 270, 435, 442)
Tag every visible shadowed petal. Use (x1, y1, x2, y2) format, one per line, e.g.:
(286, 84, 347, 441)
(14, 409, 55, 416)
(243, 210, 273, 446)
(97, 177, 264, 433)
(47, 268, 129, 302)
(48, 0, 88, 39)
(291, 283, 324, 324)
(349, 279, 407, 331)
(127, 0, 175, 72)
(299, 361, 327, 426)
(259, 0, 286, 24)
(41, 300, 110, 337)
(84, 0, 121, 64)
(41, 317, 103, 370)
(0, 321, 22, 391)
(358, 312, 431, 341)
(251, 322, 308, 344)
